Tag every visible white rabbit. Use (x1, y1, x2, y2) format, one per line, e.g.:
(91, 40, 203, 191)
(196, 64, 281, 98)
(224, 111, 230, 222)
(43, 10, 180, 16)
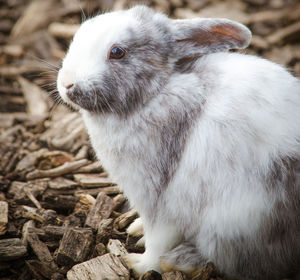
(57, 6, 300, 280)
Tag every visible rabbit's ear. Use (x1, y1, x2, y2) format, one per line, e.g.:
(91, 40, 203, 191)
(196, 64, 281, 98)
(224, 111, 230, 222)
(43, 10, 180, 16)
(171, 18, 251, 56)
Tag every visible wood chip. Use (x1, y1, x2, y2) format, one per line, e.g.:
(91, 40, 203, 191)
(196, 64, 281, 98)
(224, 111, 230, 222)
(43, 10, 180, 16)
(57, 227, 94, 266)
(48, 177, 78, 190)
(26, 159, 89, 180)
(11, 0, 55, 37)
(162, 271, 186, 280)
(0, 63, 45, 77)
(114, 209, 138, 230)
(0, 44, 24, 57)
(48, 22, 79, 39)
(74, 173, 114, 188)
(74, 161, 102, 173)
(140, 270, 162, 280)
(20, 205, 45, 223)
(21, 220, 35, 246)
(17, 76, 48, 115)
(96, 218, 113, 244)
(85, 192, 114, 230)
(112, 193, 126, 211)
(74, 194, 96, 213)
(0, 238, 27, 261)
(27, 231, 57, 271)
(191, 262, 217, 280)
(267, 22, 300, 45)
(107, 239, 128, 257)
(66, 253, 130, 280)
(0, 201, 8, 235)
(35, 150, 75, 170)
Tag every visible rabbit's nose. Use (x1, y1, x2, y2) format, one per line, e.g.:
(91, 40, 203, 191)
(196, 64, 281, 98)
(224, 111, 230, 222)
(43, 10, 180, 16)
(60, 69, 75, 90)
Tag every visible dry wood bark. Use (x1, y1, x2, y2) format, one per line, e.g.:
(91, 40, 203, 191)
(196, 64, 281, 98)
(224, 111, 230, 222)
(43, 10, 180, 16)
(57, 227, 94, 266)
(162, 271, 187, 280)
(26, 231, 58, 272)
(17, 76, 49, 115)
(115, 208, 139, 230)
(0, 238, 27, 260)
(26, 159, 89, 179)
(66, 253, 130, 280)
(85, 192, 114, 230)
(0, 201, 8, 235)
(107, 239, 128, 257)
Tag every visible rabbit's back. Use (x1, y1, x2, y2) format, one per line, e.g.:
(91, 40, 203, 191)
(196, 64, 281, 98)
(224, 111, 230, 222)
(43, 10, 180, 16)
(165, 52, 300, 279)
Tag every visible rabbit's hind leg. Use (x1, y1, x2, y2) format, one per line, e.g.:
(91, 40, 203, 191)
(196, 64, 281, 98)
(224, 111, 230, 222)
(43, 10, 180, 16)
(160, 241, 207, 275)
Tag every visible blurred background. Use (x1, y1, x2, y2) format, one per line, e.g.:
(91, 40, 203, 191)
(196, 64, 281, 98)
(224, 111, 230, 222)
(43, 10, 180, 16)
(0, 1, 299, 279)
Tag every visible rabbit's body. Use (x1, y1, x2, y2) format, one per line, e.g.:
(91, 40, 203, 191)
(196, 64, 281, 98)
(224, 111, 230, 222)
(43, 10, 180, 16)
(82, 52, 300, 279)
(57, 6, 300, 279)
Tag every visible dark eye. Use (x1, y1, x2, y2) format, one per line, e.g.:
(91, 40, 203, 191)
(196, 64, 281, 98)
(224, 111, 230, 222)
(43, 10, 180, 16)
(109, 46, 126, 60)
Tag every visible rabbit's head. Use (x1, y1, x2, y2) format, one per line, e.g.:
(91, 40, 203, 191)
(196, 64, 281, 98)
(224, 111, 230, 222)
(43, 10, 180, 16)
(57, 6, 251, 115)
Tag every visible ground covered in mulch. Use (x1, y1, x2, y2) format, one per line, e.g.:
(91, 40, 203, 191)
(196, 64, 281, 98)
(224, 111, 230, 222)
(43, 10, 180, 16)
(0, 0, 299, 279)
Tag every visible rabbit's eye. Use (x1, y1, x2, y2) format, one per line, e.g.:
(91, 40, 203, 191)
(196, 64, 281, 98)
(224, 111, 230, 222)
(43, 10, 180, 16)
(109, 46, 126, 60)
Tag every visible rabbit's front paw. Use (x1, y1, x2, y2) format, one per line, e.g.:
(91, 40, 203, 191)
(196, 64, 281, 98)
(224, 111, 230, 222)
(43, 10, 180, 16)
(127, 217, 144, 237)
(123, 253, 160, 275)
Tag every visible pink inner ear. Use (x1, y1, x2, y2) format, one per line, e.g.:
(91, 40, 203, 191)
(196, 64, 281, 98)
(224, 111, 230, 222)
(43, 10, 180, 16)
(211, 24, 242, 42)
(176, 22, 246, 48)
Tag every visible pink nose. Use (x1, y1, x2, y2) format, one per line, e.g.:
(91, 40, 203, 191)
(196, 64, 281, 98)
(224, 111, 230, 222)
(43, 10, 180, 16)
(65, 83, 74, 89)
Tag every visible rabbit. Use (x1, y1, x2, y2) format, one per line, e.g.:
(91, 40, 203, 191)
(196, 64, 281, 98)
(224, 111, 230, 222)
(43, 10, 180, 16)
(56, 5, 300, 280)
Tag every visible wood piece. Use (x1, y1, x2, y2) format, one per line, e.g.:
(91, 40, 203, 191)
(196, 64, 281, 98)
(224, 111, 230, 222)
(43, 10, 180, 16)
(75, 145, 89, 160)
(66, 253, 130, 280)
(0, 44, 24, 57)
(44, 225, 65, 240)
(0, 201, 8, 235)
(11, 0, 55, 37)
(15, 148, 48, 173)
(0, 63, 45, 77)
(26, 259, 59, 279)
(23, 187, 42, 209)
(115, 209, 138, 230)
(21, 220, 35, 246)
(35, 150, 75, 170)
(27, 231, 57, 272)
(26, 159, 89, 180)
(19, 205, 45, 223)
(107, 239, 128, 257)
(56, 227, 94, 266)
(96, 218, 113, 244)
(267, 22, 300, 45)
(162, 271, 186, 280)
(74, 161, 102, 173)
(8, 179, 48, 203)
(48, 177, 78, 190)
(74, 193, 96, 213)
(140, 270, 162, 280)
(48, 22, 79, 38)
(42, 194, 79, 211)
(74, 173, 113, 188)
(75, 186, 121, 196)
(191, 262, 217, 280)
(85, 192, 114, 230)
(112, 193, 126, 211)
(17, 76, 48, 115)
(0, 238, 27, 260)
(94, 243, 106, 256)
